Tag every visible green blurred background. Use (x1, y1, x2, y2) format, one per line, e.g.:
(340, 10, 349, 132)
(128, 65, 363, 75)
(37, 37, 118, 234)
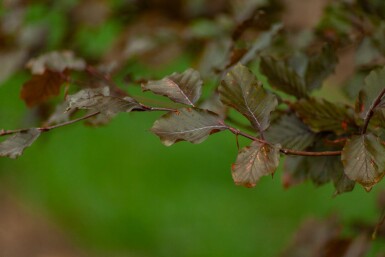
(1, 0, 385, 256)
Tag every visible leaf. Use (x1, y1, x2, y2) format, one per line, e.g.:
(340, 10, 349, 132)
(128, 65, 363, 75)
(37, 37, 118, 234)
(342, 133, 385, 191)
(142, 68, 202, 106)
(260, 56, 307, 98)
(308, 155, 341, 186)
(260, 46, 337, 98)
(0, 129, 41, 159)
(238, 23, 282, 65)
(219, 63, 278, 132)
(199, 92, 227, 119)
(305, 46, 338, 91)
(265, 114, 315, 150)
(359, 67, 385, 118)
(282, 156, 308, 189)
(46, 102, 74, 126)
(295, 97, 356, 135)
(332, 169, 355, 196)
(232, 141, 280, 188)
(20, 70, 65, 107)
(280, 217, 341, 257)
(151, 108, 226, 146)
(67, 87, 141, 114)
(0, 49, 26, 85)
(26, 51, 86, 75)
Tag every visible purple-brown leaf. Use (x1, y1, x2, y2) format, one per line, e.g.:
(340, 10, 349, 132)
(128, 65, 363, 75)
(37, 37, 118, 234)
(151, 108, 226, 146)
(142, 68, 202, 106)
(232, 141, 280, 187)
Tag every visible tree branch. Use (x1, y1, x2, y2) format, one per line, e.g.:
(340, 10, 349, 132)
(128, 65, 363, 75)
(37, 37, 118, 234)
(362, 87, 385, 134)
(226, 125, 342, 157)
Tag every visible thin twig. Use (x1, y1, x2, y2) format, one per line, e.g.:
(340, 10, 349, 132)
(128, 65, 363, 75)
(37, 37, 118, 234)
(362, 87, 385, 134)
(0, 112, 101, 136)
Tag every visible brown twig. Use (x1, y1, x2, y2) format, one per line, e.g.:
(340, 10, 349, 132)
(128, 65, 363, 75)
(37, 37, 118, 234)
(226, 125, 342, 156)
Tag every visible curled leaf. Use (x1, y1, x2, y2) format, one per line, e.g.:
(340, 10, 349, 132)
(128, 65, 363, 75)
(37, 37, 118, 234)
(151, 108, 226, 146)
(232, 141, 280, 187)
(0, 129, 41, 159)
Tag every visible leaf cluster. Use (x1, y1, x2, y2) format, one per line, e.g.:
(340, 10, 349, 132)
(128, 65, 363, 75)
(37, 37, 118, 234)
(3, 0, 385, 196)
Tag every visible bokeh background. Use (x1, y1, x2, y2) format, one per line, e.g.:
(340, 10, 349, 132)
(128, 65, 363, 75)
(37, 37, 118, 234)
(1, 0, 385, 256)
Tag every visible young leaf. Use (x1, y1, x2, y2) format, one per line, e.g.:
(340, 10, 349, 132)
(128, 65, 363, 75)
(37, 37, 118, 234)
(295, 97, 356, 135)
(358, 67, 385, 118)
(265, 114, 315, 150)
(260, 56, 308, 98)
(342, 133, 385, 191)
(142, 68, 202, 106)
(232, 141, 280, 188)
(0, 129, 41, 159)
(20, 70, 65, 107)
(27, 51, 86, 75)
(219, 63, 277, 133)
(151, 108, 226, 146)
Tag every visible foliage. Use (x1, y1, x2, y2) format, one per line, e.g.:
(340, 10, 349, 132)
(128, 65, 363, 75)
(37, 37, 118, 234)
(2, 0, 385, 255)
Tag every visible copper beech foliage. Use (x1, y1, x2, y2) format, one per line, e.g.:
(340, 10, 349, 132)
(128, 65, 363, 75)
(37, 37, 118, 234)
(4, 0, 385, 197)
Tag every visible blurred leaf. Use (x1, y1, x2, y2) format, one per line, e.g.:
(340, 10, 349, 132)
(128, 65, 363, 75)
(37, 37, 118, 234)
(20, 70, 65, 107)
(342, 133, 385, 191)
(307, 156, 338, 186)
(219, 63, 277, 132)
(46, 102, 73, 126)
(343, 71, 367, 101)
(280, 216, 369, 257)
(260, 55, 307, 98)
(261, 46, 337, 98)
(238, 23, 282, 65)
(332, 168, 355, 196)
(282, 156, 308, 189)
(67, 87, 142, 122)
(26, 51, 86, 75)
(232, 141, 280, 188)
(0, 49, 26, 85)
(151, 108, 226, 146)
(280, 217, 340, 257)
(265, 114, 315, 150)
(0, 129, 41, 159)
(295, 97, 356, 135)
(142, 68, 202, 106)
(358, 67, 385, 119)
(305, 46, 338, 91)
